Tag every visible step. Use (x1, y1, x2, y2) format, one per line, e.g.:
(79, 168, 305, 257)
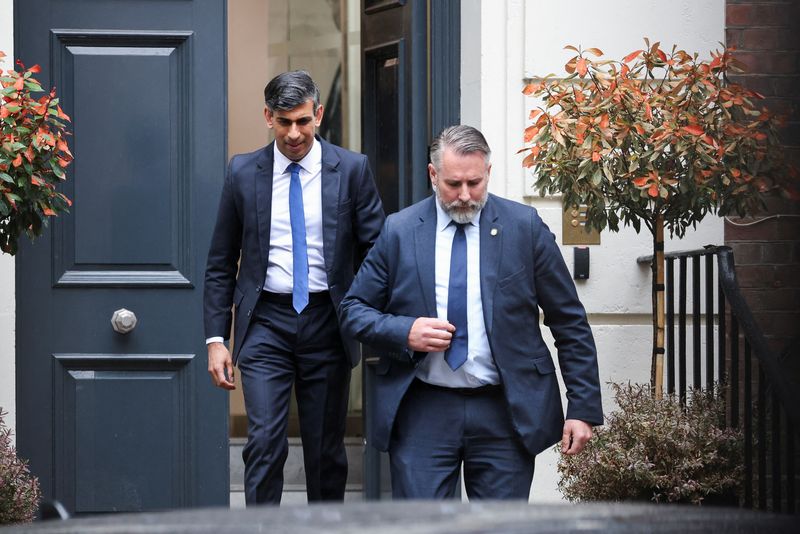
(230, 437, 365, 507)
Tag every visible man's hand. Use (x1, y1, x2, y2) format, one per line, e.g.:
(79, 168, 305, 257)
(407, 317, 455, 352)
(561, 419, 593, 455)
(208, 342, 235, 390)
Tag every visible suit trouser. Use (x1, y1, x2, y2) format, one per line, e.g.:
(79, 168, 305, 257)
(237, 292, 350, 505)
(389, 379, 534, 500)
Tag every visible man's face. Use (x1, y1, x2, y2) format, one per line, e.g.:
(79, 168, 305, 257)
(429, 147, 490, 224)
(265, 99, 324, 161)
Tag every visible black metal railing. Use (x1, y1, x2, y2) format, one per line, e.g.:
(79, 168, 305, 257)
(638, 245, 800, 512)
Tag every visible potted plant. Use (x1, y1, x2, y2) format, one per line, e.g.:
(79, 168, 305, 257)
(557, 382, 743, 505)
(520, 40, 797, 396)
(0, 408, 41, 524)
(0, 51, 72, 255)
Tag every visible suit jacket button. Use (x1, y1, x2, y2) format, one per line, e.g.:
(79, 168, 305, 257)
(255, 286, 261, 292)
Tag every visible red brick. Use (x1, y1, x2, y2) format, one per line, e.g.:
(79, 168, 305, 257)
(727, 3, 800, 27)
(730, 242, 764, 264)
(735, 264, 776, 287)
(776, 217, 800, 240)
(761, 241, 794, 263)
(740, 287, 800, 310)
(773, 263, 800, 287)
(731, 74, 776, 96)
(772, 76, 800, 97)
(732, 51, 798, 75)
(739, 28, 785, 50)
(725, 216, 780, 240)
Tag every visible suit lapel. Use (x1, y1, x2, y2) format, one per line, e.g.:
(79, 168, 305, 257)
(479, 195, 502, 335)
(255, 144, 274, 275)
(414, 197, 437, 317)
(319, 137, 341, 275)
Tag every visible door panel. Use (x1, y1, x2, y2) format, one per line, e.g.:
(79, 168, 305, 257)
(15, 0, 228, 512)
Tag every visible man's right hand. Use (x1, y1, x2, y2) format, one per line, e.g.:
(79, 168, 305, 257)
(407, 317, 455, 352)
(208, 342, 235, 390)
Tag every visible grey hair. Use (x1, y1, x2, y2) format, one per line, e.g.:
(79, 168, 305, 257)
(429, 125, 491, 170)
(264, 70, 321, 111)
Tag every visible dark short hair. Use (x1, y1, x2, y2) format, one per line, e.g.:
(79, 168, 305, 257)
(429, 125, 492, 170)
(263, 70, 321, 111)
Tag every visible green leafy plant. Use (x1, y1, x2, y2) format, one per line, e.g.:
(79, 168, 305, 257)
(0, 408, 41, 523)
(557, 383, 743, 505)
(0, 50, 72, 255)
(520, 40, 797, 395)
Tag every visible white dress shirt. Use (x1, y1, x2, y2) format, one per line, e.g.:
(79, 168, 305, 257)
(415, 198, 499, 387)
(206, 141, 327, 345)
(265, 140, 327, 293)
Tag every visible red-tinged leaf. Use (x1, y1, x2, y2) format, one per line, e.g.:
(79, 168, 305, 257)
(62, 194, 73, 207)
(57, 139, 72, 155)
(656, 49, 667, 62)
(710, 56, 721, 69)
(620, 63, 630, 77)
(0, 51, 5, 60)
(592, 151, 601, 162)
(0, 106, 8, 119)
(577, 57, 588, 77)
(529, 109, 542, 120)
(13, 76, 24, 91)
(585, 47, 603, 57)
(623, 50, 643, 63)
(635, 124, 646, 135)
(522, 152, 536, 168)
(31, 175, 45, 186)
(754, 132, 767, 141)
(57, 157, 71, 168)
(731, 168, 741, 178)
(28, 64, 41, 74)
(43, 207, 56, 216)
(564, 58, 577, 74)
(700, 170, 713, 178)
(644, 103, 652, 120)
(648, 184, 659, 197)
(56, 105, 70, 121)
(633, 176, 649, 187)
(599, 114, 609, 129)
(4, 192, 16, 208)
(524, 125, 539, 143)
(682, 124, 704, 136)
(11, 154, 22, 167)
(24, 146, 34, 163)
(564, 45, 579, 52)
(529, 145, 541, 158)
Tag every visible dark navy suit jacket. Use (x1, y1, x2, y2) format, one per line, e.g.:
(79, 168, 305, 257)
(339, 194, 603, 456)
(204, 136, 384, 366)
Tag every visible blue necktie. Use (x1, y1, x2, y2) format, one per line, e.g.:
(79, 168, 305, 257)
(445, 223, 468, 370)
(288, 162, 308, 314)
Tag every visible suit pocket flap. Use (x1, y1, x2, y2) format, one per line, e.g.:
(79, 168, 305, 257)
(233, 286, 245, 307)
(533, 355, 556, 374)
(498, 267, 526, 289)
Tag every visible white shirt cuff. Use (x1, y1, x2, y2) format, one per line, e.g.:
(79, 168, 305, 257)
(206, 337, 225, 345)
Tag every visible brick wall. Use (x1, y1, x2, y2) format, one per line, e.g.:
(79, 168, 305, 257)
(725, 0, 800, 353)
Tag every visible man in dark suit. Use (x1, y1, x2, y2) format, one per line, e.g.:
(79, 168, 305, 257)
(339, 125, 602, 499)
(204, 71, 384, 505)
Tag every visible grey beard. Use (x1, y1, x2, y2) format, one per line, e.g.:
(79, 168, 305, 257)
(435, 186, 487, 224)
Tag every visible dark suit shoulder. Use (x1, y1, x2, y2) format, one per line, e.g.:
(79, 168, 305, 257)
(228, 145, 269, 176)
(488, 193, 540, 220)
(319, 138, 367, 166)
(386, 196, 435, 227)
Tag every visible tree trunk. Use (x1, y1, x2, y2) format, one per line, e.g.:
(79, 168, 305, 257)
(651, 214, 665, 398)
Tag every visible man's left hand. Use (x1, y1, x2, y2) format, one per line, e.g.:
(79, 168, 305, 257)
(560, 419, 592, 455)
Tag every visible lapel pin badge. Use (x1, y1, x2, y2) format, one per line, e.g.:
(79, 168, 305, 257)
(490, 228, 498, 236)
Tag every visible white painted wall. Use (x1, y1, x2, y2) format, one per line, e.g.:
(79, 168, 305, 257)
(0, 0, 15, 438)
(461, 0, 725, 502)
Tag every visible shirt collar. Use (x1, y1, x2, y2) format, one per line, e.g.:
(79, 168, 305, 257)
(434, 195, 481, 232)
(273, 137, 322, 175)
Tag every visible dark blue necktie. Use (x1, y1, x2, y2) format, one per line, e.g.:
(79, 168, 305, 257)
(445, 222, 468, 370)
(288, 162, 308, 313)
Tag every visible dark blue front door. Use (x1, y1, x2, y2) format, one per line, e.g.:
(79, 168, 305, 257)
(15, 0, 228, 512)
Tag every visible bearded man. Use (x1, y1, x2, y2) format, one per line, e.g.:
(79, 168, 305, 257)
(339, 124, 603, 499)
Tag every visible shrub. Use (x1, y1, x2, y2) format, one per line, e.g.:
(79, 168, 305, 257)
(557, 383, 743, 505)
(0, 408, 41, 523)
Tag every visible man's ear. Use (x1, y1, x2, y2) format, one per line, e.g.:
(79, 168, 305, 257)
(264, 106, 274, 129)
(314, 104, 325, 128)
(428, 163, 437, 186)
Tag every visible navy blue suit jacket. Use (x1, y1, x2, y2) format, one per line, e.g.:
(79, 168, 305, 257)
(204, 137, 384, 366)
(339, 194, 603, 456)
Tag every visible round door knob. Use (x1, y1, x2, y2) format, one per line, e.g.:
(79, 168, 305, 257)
(111, 308, 137, 334)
